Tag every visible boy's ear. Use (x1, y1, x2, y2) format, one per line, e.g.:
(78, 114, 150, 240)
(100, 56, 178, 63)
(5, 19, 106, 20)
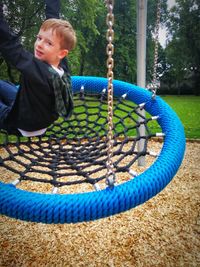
(59, 49, 68, 59)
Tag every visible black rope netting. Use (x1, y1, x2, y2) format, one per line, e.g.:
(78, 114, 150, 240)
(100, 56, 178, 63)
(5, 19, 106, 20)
(0, 89, 160, 191)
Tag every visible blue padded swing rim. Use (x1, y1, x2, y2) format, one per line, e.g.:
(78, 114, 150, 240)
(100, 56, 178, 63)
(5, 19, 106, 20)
(0, 76, 186, 224)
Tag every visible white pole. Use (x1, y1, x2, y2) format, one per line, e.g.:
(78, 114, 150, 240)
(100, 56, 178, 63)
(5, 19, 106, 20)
(137, 0, 147, 166)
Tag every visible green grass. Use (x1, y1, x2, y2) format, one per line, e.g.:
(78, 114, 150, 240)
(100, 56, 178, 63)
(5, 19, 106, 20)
(160, 95, 200, 139)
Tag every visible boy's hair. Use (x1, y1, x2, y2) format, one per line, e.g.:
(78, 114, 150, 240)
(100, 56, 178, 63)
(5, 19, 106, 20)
(41, 18, 76, 51)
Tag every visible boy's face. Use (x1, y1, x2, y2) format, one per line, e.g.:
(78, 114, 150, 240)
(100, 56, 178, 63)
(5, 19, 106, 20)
(34, 28, 68, 67)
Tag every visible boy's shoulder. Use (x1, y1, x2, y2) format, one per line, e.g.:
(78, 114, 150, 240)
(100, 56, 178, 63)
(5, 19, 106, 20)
(48, 65, 70, 80)
(47, 65, 71, 89)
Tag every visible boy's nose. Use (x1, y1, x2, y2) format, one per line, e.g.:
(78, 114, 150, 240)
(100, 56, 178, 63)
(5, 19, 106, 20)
(37, 40, 43, 48)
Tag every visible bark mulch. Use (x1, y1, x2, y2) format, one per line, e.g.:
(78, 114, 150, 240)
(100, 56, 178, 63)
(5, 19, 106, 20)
(0, 141, 199, 267)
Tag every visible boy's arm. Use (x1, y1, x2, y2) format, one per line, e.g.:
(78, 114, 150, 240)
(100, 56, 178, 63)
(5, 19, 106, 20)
(0, 3, 3, 18)
(0, 4, 17, 45)
(0, 5, 34, 74)
(45, 0, 60, 19)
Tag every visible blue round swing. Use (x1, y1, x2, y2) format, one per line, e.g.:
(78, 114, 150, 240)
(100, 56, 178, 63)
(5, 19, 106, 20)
(0, 76, 185, 223)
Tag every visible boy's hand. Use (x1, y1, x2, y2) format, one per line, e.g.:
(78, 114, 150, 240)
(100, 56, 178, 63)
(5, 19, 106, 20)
(45, 0, 60, 19)
(0, 3, 3, 17)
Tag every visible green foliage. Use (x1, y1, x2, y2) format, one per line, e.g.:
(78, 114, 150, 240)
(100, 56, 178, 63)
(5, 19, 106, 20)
(60, 0, 106, 76)
(112, 0, 137, 83)
(162, 0, 200, 95)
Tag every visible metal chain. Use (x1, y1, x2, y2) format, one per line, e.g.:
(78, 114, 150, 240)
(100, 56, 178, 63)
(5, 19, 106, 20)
(105, 0, 115, 187)
(151, 0, 161, 98)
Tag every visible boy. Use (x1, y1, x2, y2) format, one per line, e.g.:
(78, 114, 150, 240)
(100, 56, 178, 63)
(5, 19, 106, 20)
(0, 0, 76, 137)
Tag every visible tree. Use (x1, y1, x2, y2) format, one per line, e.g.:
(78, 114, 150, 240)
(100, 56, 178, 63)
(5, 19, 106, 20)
(60, 0, 105, 76)
(163, 0, 200, 95)
(0, 0, 44, 82)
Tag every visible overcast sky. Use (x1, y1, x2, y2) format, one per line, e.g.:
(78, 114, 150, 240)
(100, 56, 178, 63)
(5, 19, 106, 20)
(167, 0, 176, 9)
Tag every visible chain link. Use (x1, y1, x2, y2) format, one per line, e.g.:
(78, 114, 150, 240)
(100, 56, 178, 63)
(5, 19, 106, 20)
(151, 0, 161, 98)
(105, 0, 115, 187)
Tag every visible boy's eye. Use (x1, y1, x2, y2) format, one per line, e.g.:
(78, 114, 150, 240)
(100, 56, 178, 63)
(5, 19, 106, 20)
(36, 35, 42, 41)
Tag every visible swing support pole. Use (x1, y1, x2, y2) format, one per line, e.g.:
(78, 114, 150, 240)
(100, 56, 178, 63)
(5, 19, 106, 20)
(137, 0, 147, 166)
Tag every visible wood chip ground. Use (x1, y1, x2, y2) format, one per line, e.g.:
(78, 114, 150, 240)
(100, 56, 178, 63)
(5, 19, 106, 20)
(0, 141, 199, 267)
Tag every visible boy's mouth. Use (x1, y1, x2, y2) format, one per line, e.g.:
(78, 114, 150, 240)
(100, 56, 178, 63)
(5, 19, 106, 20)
(35, 49, 44, 58)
